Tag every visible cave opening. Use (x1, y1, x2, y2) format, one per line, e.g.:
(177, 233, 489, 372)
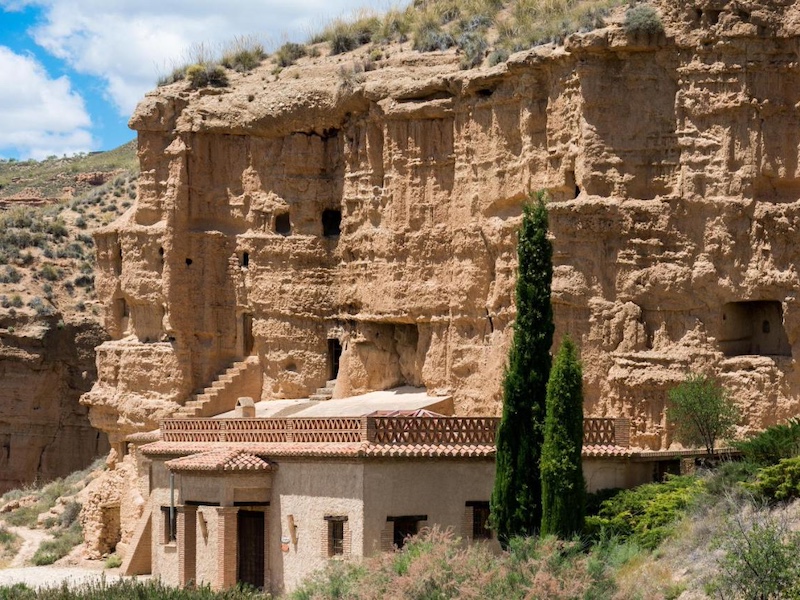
(720, 301, 791, 357)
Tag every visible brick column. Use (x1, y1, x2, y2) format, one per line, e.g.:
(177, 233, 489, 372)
(177, 506, 197, 586)
(215, 507, 239, 591)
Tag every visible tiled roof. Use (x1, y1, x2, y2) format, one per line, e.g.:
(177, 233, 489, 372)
(582, 445, 635, 458)
(142, 440, 496, 459)
(126, 430, 160, 444)
(165, 449, 273, 472)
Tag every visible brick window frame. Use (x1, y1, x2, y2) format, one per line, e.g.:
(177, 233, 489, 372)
(464, 501, 491, 542)
(322, 516, 351, 558)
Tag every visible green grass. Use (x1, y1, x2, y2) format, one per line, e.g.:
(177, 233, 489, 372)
(32, 520, 84, 566)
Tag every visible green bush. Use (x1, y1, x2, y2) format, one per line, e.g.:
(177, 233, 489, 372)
(624, 4, 664, 35)
(704, 459, 760, 496)
(185, 63, 228, 89)
(752, 457, 800, 502)
(734, 418, 800, 466)
(585, 475, 704, 550)
(40, 263, 61, 281)
(275, 42, 307, 67)
(104, 553, 122, 569)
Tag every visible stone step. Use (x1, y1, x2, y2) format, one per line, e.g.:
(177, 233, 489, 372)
(326, 379, 337, 388)
(315, 387, 334, 395)
(309, 393, 332, 402)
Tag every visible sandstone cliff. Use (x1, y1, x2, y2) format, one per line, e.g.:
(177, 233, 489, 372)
(84, 0, 800, 452)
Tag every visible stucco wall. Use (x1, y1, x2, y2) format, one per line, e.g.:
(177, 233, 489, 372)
(583, 459, 654, 492)
(268, 460, 365, 594)
(362, 459, 498, 556)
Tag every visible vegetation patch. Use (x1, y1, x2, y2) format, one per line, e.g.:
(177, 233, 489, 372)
(585, 475, 705, 550)
(32, 520, 83, 566)
(0, 579, 269, 599)
(624, 4, 664, 35)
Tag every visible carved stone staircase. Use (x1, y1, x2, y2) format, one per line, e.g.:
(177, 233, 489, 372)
(309, 379, 336, 401)
(174, 355, 262, 418)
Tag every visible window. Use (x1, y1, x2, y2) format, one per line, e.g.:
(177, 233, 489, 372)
(161, 506, 177, 543)
(322, 209, 341, 237)
(387, 515, 426, 549)
(467, 501, 491, 540)
(275, 212, 291, 235)
(324, 516, 348, 557)
(720, 301, 791, 357)
(241, 252, 249, 268)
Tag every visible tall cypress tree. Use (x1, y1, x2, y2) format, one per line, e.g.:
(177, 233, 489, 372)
(540, 336, 586, 538)
(491, 191, 553, 547)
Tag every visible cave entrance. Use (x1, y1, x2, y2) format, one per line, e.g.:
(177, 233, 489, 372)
(720, 301, 791, 357)
(328, 338, 342, 381)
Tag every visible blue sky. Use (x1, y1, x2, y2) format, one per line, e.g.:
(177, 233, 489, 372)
(0, 0, 389, 160)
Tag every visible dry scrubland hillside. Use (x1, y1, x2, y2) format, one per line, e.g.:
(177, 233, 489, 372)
(0, 143, 137, 492)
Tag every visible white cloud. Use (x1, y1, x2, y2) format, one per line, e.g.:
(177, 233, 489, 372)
(5, 0, 388, 117)
(0, 46, 93, 160)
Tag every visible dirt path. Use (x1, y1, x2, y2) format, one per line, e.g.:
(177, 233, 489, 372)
(0, 526, 125, 590)
(8, 525, 53, 568)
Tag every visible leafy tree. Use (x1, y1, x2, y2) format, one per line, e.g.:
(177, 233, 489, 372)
(491, 191, 553, 546)
(667, 373, 738, 455)
(541, 336, 585, 537)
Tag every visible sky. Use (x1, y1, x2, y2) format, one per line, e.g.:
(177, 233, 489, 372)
(0, 0, 390, 160)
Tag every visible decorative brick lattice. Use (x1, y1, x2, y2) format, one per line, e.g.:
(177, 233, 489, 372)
(583, 419, 616, 445)
(292, 418, 362, 443)
(369, 417, 499, 445)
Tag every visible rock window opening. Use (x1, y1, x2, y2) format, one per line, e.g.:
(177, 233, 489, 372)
(113, 246, 122, 276)
(116, 298, 129, 319)
(566, 170, 580, 199)
(185, 258, 193, 266)
(328, 338, 342, 380)
(322, 209, 342, 238)
(325, 516, 348, 556)
(388, 515, 427, 549)
(241, 252, 249, 268)
(275, 212, 291, 236)
(161, 506, 177, 543)
(720, 301, 791, 357)
(466, 501, 491, 540)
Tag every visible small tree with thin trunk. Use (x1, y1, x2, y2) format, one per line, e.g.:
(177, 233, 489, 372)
(667, 373, 739, 455)
(491, 191, 553, 547)
(540, 336, 585, 537)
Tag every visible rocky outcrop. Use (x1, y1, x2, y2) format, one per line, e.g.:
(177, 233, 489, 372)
(0, 314, 109, 493)
(83, 0, 800, 453)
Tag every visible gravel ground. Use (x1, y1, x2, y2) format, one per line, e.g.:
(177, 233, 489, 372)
(0, 566, 121, 589)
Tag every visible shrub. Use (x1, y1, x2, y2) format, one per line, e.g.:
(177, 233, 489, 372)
(734, 418, 800, 466)
(40, 263, 61, 281)
(710, 504, 800, 599)
(624, 4, 664, 35)
(488, 48, 510, 66)
(752, 457, 800, 502)
(667, 373, 739, 455)
(275, 42, 307, 67)
(457, 31, 488, 69)
(0, 266, 21, 284)
(585, 475, 705, 550)
(0, 579, 270, 598)
(413, 18, 455, 52)
(104, 553, 122, 569)
(59, 501, 81, 528)
(9, 295, 22, 308)
(185, 63, 228, 89)
(221, 36, 267, 72)
(28, 296, 55, 317)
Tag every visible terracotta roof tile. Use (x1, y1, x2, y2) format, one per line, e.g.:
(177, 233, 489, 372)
(582, 445, 635, 458)
(165, 449, 273, 472)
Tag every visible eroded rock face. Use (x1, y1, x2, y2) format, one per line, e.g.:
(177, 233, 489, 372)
(0, 315, 109, 493)
(84, 1, 800, 450)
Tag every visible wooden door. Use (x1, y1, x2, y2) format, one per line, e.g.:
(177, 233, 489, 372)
(237, 510, 265, 589)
